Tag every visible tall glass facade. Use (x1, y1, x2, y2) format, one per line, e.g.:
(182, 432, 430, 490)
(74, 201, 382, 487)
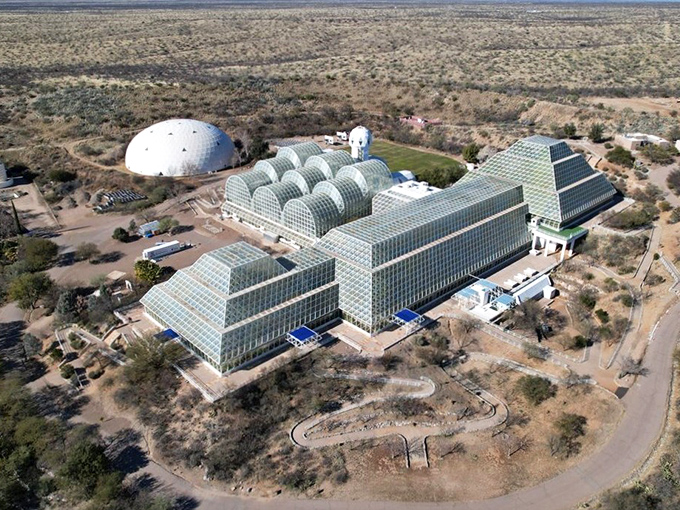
(316, 176, 531, 332)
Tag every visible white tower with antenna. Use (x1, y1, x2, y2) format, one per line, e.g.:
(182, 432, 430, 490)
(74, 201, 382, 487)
(349, 126, 372, 162)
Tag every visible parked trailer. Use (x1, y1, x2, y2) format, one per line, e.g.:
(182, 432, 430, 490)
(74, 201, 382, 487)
(142, 240, 181, 261)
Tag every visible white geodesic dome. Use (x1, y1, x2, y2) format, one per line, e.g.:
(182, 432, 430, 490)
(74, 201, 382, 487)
(125, 119, 235, 177)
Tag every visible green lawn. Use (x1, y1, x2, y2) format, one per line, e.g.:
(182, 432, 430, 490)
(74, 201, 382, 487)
(369, 140, 462, 173)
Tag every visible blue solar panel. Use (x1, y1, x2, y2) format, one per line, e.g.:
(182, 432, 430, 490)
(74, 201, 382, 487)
(159, 329, 179, 340)
(394, 308, 420, 323)
(289, 326, 317, 343)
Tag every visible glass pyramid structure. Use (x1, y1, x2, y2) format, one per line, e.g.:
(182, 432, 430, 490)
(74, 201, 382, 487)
(459, 135, 616, 229)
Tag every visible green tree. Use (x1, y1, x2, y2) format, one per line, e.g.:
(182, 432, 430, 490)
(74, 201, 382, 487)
(158, 217, 179, 234)
(22, 333, 42, 359)
(416, 164, 466, 188)
(516, 375, 556, 405)
(112, 227, 129, 243)
(124, 335, 185, 384)
(462, 142, 481, 163)
(134, 260, 162, 284)
(74, 242, 100, 262)
(8, 272, 53, 310)
(58, 440, 110, 497)
(17, 238, 59, 272)
(589, 123, 605, 143)
(563, 123, 577, 138)
(606, 146, 635, 168)
(55, 288, 79, 323)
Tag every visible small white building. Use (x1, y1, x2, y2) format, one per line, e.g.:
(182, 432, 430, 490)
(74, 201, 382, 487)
(142, 240, 181, 261)
(614, 133, 670, 151)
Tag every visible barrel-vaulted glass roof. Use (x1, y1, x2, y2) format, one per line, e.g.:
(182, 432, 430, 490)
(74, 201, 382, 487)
(253, 157, 296, 182)
(275, 141, 323, 168)
(336, 159, 393, 199)
(459, 135, 615, 228)
(281, 166, 328, 195)
(225, 170, 273, 208)
(306, 151, 356, 179)
(252, 181, 302, 221)
(317, 175, 524, 269)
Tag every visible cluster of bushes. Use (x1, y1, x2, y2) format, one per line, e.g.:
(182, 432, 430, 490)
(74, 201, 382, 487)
(579, 233, 647, 269)
(606, 202, 658, 230)
(0, 237, 59, 311)
(606, 146, 635, 168)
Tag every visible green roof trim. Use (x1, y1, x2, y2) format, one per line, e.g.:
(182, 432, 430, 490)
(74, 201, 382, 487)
(537, 224, 587, 241)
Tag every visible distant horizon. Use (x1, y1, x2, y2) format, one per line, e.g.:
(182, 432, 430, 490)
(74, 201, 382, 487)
(2, 0, 680, 8)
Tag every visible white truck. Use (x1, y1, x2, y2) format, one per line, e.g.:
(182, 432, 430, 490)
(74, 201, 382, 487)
(142, 240, 181, 261)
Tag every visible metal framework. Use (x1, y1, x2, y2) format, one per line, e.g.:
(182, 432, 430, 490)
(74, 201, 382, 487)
(281, 166, 328, 194)
(336, 159, 393, 200)
(391, 308, 425, 332)
(286, 326, 322, 349)
(141, 243, 339, 372)
(225, 170, 273, 208)
(316, 176, 531, 332)
(312, 177, 369, 221)
(282, 194, 340, 239)
(252, 181, 302, 221)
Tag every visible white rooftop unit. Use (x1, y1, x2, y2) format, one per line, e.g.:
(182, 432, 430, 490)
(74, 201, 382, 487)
(372, 181, 441, 214)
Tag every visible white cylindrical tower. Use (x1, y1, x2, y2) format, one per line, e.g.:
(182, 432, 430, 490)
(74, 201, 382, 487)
(0, 162, 13, 189)
(349, 126, 372, 162)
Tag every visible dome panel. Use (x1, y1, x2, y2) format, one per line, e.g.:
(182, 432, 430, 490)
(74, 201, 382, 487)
(125, 119, 234, 177)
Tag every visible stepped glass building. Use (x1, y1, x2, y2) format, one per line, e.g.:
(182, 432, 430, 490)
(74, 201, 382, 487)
(459, 135, 616, 229)
(142, 135, 616, 374)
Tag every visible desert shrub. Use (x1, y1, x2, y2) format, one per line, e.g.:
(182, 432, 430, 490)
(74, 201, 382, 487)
(60, 363, 75, 379)
(640, 144, 676, 165)
(111, 227, 129, 242)
(618, 293, 634, 307)
(606, 146, 635, 168)
(516, 375, 555, 406)
(669, 208, 680, 224)
(603, 277, 620, 292)
(549, 413, 587, 459)
(88, 368, 104, 380)
(606, 203, 658, 230)
(48, 169, 77, 183)
(595, 309, 610, 323)
(578, 290, 597, 310)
